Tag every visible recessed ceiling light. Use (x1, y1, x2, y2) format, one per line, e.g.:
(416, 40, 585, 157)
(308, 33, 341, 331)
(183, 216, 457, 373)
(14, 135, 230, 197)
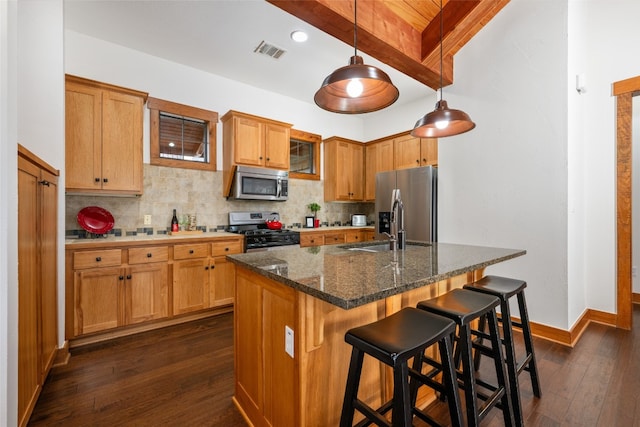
(290, 30, 308, 43)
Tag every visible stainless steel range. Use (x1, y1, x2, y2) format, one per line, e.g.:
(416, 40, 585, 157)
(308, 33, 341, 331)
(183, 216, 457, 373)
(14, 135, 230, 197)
(228, 211, 300, 252)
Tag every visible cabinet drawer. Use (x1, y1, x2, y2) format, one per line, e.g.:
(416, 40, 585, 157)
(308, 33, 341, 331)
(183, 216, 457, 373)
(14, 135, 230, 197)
(174, 243, 209, 260)
(128, 246, 169, 264)
(324, 233, 346, 245)
(300, 234, 324, 247)
(211, 239, 244, 256)
(73, 249, 122, 269)
(345, 231, 363, 243)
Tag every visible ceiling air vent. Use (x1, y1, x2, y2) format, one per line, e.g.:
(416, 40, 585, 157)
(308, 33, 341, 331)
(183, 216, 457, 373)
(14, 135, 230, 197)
(254, 40, 286, 60)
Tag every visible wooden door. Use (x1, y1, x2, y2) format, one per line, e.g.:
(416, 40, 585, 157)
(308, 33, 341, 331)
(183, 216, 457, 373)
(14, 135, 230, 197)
(101, 90, 143, 193)
(173, 258, 210, 315)
(17, 158, 39, 426)
(264, 123, 290, 169)
(125, 263, 168, 325)
(39, 169, 58, 377)
(74, 267, 122, 335)
(210, 257, 236, 307)
(65, 82, 102, 191)
(394, 134, 421, 170)
(233, 116, 264, 166)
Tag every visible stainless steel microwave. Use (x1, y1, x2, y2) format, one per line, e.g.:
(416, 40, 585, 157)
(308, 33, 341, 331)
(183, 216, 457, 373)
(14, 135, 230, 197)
(229, 165, 289, 201)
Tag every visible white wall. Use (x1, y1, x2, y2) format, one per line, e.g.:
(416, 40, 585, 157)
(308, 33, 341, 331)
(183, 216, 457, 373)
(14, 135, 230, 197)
(18, 0, 66, 349)
(1, 0, 18, 424)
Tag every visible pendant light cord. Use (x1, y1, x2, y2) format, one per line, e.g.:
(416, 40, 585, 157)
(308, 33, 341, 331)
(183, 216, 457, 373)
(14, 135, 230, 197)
(353, 0, 358, 57)
(439, 0, 443, 102)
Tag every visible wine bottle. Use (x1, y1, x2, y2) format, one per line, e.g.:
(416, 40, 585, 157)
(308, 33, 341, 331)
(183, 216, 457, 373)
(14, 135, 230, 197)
(171, 209, 179, 232)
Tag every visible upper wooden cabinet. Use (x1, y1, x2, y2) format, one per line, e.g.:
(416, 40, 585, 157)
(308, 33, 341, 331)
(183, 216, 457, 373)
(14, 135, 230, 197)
(324, 137, 364, 201)
(393, 134, 438, 170)
(65, 75, 147, 195)
(364, 138, 395, 201)
(221, 110, 292, 196)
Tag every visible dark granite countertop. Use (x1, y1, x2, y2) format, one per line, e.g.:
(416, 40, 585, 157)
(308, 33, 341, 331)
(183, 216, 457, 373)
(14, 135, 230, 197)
(227, 242, 525, 309)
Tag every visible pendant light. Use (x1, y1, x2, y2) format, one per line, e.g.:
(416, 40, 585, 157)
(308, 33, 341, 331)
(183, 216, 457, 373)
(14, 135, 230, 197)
(411, 0, 475, 137)
(314, 0, 399, 114)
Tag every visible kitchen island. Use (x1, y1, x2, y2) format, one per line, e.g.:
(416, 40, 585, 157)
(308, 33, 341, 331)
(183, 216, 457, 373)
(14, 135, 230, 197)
(227, 242, 525, 427)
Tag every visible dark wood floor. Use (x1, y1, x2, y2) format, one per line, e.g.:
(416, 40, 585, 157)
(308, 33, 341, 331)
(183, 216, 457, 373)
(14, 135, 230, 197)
(29, 305, 640, 426)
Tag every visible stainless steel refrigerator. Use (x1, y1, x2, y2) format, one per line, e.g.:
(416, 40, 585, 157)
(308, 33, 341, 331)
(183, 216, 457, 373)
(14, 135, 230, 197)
(375, 166, 437, 242)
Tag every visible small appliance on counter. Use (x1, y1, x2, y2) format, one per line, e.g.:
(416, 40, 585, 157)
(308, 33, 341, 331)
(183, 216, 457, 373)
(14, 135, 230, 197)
(227, 211, 300, 252)
(351, 214, 367, 226)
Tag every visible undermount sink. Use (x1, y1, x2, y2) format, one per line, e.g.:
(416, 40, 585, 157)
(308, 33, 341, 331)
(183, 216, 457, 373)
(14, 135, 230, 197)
(340, 241, 430, 253)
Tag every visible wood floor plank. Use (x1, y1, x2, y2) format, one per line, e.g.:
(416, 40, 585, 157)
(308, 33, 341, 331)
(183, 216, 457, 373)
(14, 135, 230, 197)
(29, 306, 640, 426)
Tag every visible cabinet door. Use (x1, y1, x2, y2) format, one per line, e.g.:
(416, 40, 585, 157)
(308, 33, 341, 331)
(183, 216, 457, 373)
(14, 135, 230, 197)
(125, 263, 168, 325)
(17, 159, 39, 425)
(334, 141, 353, 200)
(65, 82, 102, 190)
(39, 169, 58, 376)
(420, 138, 438, 166)
(101, 90, 143, 193)
(233, 116, 264, 166)
(394, 134, 422, 170)
(365, 139, 394, 201)
(74, 267, 122, 335)
(349, 143, 364, 200)
(173, 258, 210, 315)
(264, 123, 290, 169)
(210, 257, 236, 307)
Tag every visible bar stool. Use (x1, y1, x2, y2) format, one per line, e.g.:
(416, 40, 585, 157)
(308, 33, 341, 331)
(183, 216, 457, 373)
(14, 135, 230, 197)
(416, 288, 515, 427)
(464, 275, 542, 426)
(340, 307, 463, 427)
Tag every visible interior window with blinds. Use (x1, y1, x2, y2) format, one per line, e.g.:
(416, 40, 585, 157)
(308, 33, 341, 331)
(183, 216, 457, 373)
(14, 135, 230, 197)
(148, 97, 218, 171)
(159, 113, 208, 162)
(289, 129, 321, 180)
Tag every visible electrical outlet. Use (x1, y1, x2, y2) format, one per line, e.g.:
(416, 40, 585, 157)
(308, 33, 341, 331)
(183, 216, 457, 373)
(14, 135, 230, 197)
(144, 214, 152, 225)
(285, 326, 294, 358)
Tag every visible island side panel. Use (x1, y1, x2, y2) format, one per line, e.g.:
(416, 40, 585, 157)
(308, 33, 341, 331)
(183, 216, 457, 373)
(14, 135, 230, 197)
(234, 267, 297, 427)
(298, 292, 387, 427)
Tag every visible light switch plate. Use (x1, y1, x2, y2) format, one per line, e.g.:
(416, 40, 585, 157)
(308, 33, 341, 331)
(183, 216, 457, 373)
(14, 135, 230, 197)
(285, 326, 294, 358)
(144, 215, 152, 225)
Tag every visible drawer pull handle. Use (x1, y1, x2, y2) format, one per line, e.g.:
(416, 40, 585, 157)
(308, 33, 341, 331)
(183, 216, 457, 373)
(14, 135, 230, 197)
(225, 247, 229, 251)
(96, 257, 102, 262)
(189, 249, 194, 254)
(147, 253, 152, 258)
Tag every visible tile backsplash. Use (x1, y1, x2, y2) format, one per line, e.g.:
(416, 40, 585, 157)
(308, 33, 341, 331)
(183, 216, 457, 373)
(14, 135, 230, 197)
(66, 164, 374, 235)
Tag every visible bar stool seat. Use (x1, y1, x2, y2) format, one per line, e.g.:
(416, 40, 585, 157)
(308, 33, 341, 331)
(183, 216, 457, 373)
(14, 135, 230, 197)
(340, 307, 463, 427)
(417, 288, 515, 427)
(464, 275, 542, 427)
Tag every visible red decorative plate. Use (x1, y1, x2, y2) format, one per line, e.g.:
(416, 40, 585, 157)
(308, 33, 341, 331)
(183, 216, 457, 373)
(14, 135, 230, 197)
(77, 206, 115, 234)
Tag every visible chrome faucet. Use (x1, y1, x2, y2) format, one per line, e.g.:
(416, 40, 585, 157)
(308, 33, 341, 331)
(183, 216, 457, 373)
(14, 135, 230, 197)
(383, 188, 406, 251)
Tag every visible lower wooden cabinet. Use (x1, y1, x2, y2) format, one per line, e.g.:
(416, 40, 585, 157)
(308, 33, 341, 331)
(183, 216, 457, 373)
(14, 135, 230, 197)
(66, 235, 243, 341)
(18, 146, 59, 427)
(173, 258, 211, 315)
(299, 228, 372, 247)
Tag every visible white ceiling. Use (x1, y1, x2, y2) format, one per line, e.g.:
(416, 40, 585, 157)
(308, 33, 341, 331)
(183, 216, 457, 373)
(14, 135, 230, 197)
(63, 0, 432, 110)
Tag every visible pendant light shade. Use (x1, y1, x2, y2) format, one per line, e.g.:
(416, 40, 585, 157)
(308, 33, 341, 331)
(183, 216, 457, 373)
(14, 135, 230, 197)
(411, 100, 475, 138)
(314, 0, 399, 114)
(411, 0, 474, 137)
(314, 55, 399, 114)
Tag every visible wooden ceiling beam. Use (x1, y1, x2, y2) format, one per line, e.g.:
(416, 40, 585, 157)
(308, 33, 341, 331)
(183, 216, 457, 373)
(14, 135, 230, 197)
(268, 0, 510, 91)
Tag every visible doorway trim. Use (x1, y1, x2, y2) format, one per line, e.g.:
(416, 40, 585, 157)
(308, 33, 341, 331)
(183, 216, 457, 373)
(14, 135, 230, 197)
(613, 75, 640, 330)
